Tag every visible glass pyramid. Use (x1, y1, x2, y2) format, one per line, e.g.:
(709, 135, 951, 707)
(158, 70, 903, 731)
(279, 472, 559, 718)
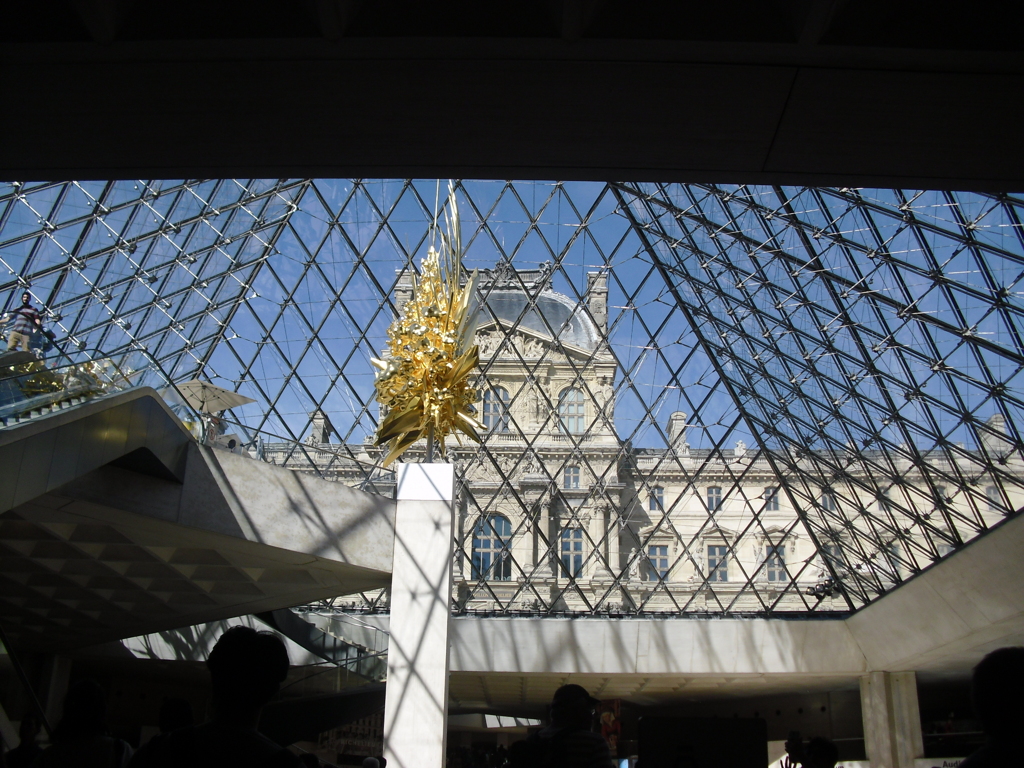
(2, 179, 1021, 617)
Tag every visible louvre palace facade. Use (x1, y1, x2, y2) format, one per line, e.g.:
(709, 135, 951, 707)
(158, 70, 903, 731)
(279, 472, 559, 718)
(262, 257, 1019, 618)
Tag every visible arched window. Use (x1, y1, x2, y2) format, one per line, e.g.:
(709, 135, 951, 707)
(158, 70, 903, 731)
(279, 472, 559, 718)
(482, 386, 510, 432)
(560, 528, 584, 577)
(558, 387, 585, 434)
(471, 515, 512, 581)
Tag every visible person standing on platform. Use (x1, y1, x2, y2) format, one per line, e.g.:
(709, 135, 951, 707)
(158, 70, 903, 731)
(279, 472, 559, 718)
(3, 292, 42, 353)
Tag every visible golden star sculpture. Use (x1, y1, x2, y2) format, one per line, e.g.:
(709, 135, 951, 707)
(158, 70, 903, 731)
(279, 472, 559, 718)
(371, 188, 483, 466)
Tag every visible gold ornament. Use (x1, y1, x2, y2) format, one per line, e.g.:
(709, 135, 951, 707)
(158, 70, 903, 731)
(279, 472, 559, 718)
(371, 186, 483, 466)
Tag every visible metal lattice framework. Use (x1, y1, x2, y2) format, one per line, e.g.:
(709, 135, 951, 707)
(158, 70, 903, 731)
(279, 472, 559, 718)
(2, 179, 1022, 618)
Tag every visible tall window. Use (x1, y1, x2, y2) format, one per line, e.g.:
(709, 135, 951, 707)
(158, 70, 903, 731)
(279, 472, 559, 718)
(563, 465, 581, 489)
(647, 545, 669, 580)
(821, 491, 837, 512)
(764, 487, 779, 512)
(558, 387, 585, 434)
(765, 545, 786, 582)
(986, 485, 1000, 512)
(707, 486, 722, 512)
(471, 515, 512, 581)
(708, 545, 728, 582)
(649, 486, 664, 511)
(561, 528, 584, 577)
(482, 386, 510, 432)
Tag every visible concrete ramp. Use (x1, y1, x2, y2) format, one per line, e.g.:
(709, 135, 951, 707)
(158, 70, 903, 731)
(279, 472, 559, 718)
(0, 387, 395, 652)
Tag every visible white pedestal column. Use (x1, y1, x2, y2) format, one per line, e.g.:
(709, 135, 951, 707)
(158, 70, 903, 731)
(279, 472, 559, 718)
(860, 671, 924, 768)
(384, 463, 455, 768)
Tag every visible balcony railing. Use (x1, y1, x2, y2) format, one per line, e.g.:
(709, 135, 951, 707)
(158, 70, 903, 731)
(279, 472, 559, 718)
(0, 350, 153, 427)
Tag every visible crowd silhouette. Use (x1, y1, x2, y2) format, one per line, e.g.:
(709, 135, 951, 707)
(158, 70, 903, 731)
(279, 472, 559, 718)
(7, 627, 1020, 768)
(33, 680, 133, 768)
(128, 625, 299, 767)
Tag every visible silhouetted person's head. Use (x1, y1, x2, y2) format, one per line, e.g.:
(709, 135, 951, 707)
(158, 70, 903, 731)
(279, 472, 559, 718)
(972, 646, 1024, 742)
(56, 680, 107, 740)
(20, 292, 30, 307)
(206, 626, 290, 724)
(158, 696, 194, 734)
(361, 757, 380, 768)
(549, 684, 597, 730)
(804, 737, 838, 768)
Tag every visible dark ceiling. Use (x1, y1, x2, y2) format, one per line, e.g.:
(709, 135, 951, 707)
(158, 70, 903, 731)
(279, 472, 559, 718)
(3, 0, 1023, 188)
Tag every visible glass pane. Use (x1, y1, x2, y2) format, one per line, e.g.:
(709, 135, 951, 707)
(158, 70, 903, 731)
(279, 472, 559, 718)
(7, 179, 1023, 617)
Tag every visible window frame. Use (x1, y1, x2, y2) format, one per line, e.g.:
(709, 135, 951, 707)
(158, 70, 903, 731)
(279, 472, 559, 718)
(482, 385, 511, 433)
(646, 543, 670, 581)
(471, 514, 513, 582)
(765, 544, 787, 582)
(649, 486, 665, 512)
(707, 544, 729, 582)
(558, 387, 586, 435)
(563, 465, 581, 490)
(985, 485, 1000, 512)
(560, 527, 585, 578)
(707, 486, 722, 512)
(821, 490, 837, 512)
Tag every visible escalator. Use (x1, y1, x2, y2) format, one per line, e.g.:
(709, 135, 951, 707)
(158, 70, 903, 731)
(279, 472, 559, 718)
(256, 608, 389, 747)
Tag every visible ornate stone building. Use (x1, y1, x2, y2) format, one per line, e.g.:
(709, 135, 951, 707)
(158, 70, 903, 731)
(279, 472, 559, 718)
(263, 261, 1018, 616)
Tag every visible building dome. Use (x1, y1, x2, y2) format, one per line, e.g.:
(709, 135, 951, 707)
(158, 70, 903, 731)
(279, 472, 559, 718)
(482, 288, 601, 351)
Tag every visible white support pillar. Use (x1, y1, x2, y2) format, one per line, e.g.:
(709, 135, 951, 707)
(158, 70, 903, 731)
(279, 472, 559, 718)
(384, 463, 456, 768)
(860, 671, 924, 768)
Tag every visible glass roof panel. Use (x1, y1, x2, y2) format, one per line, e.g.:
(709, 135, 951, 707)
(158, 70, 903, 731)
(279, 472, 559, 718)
(2, 179, 1021, 617)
